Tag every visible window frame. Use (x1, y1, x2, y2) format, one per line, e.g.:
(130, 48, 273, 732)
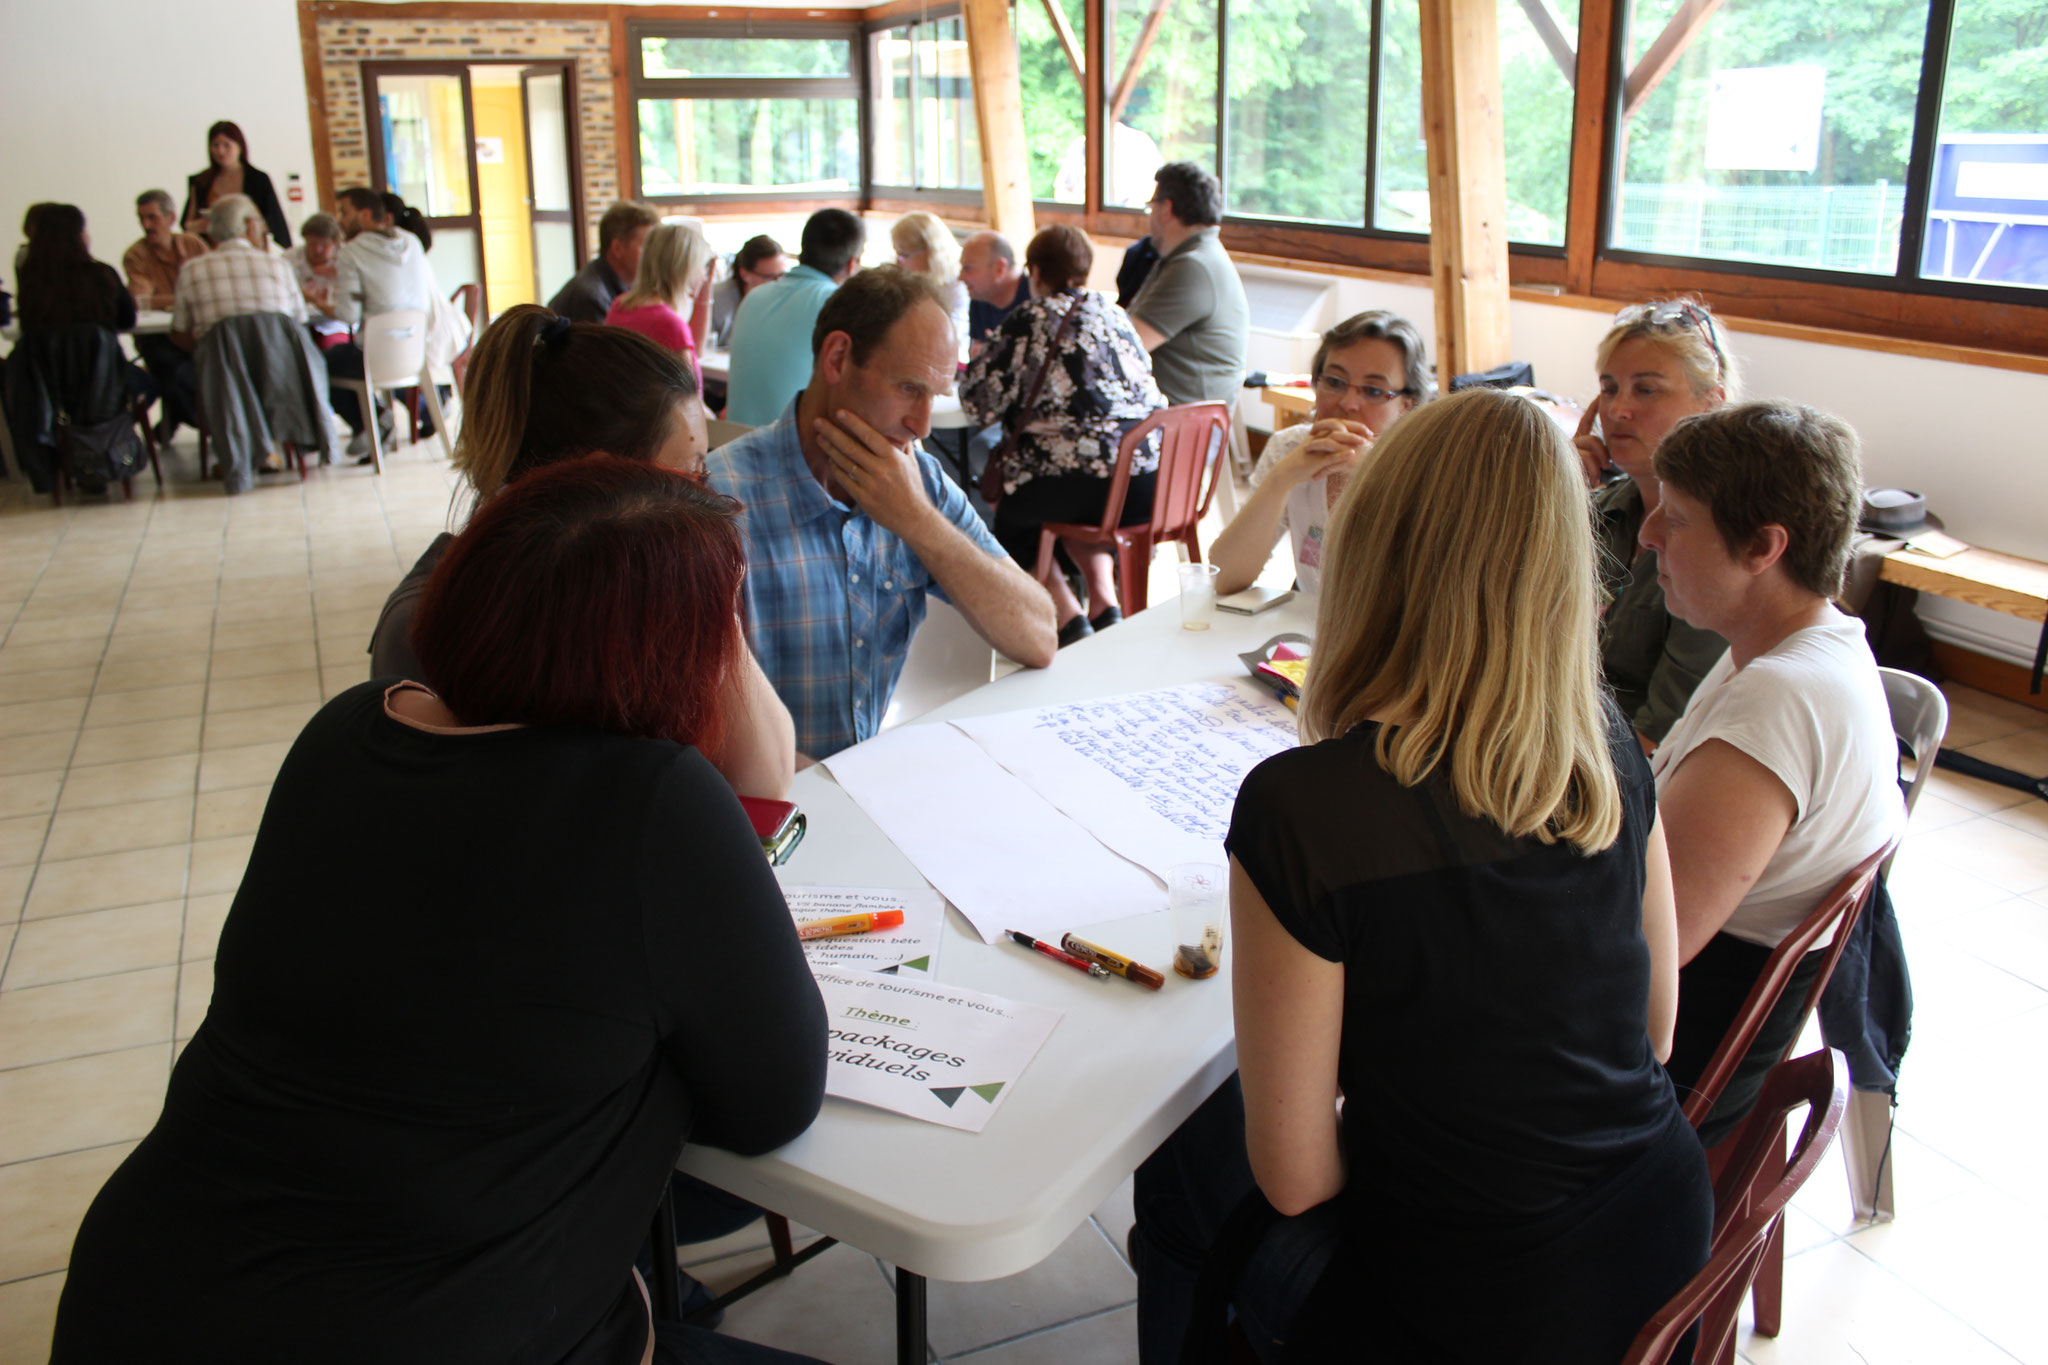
(603, 0, 2044, 356)
(1577, 0, 2046, 350)
(1087, 0, 1571, 256)
(626, 21, 868, 208)
(863, 5, 987, 207)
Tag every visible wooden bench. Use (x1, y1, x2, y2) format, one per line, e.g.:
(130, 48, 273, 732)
(1880, 544, 2048, 707)
(1879, 545, 2048, 625)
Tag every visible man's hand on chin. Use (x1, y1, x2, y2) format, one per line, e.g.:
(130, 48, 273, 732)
(813, 409, 936, 539)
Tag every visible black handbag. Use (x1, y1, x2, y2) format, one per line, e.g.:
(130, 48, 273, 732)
(56, 411, 145, 493)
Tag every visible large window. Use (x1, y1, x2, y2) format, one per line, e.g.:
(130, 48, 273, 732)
(1611, 0, 1927, 275)
(1224, 0, 1372, 227)
(1016, 0, 1088, 202)
(1918, 0, 2048, 289)
(1095, 0, 1576, 241)
(1374, 0, 1580, 244)
(1104, 0, 1217, 208)
(870, 14, 983, 194)
(1608, 0, 2048, 295)
(632, 27, 862, 199)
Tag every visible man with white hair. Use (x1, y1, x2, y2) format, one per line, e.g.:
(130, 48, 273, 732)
(170, 193, 305, 353)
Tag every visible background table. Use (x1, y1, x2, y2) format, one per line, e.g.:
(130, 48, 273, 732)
(678, 596, 1314, 1360)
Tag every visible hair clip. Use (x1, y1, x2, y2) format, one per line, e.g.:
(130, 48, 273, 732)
(540, 314, 574, 347)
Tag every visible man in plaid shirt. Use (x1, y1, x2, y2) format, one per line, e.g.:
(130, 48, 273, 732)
(170, 194, 305, 350)
(707, 267, 1058, 759)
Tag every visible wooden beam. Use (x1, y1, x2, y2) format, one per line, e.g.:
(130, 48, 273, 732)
(297, 4, 337, 211)
(1562, 0, 1616, 294)
(1043, 0, 1085, 85)
(1515, 0, 1576, 86)
(1107, 0, 1172, 127)
(1622, 0, 1726, 121)
(1418, 0, 1513, 385)
(1084, 0, 1105, 215)
(962, 0, 1036, 241)
(611, 8, 635, 209)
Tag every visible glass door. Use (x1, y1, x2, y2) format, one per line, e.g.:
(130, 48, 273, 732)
(365, 63, 485, 313)
(521, 66, 581, 306)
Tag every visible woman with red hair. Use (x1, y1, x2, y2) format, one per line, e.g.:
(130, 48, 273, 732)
(182, 119, 293, 247)
(53, 457, 828, 1365)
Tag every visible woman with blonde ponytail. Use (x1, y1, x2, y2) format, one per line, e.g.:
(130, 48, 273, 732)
(1131, 388, 1710, 1365)
(367, 302, 795, 799)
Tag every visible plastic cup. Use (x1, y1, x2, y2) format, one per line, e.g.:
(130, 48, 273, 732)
(1169, 861, 1228, 979)
(1178, 563, 1220, 631)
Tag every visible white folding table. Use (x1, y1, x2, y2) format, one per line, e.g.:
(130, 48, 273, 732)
(676, 596, 1315, 1362)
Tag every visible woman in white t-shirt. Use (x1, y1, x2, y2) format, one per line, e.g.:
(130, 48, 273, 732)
(1641, 400, 1905, 1143)
(1210, 311, 1433, 597)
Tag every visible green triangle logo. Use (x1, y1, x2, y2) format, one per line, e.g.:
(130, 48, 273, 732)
(902, 956, 931, 972)
(970, 1082, 1005, 1103)
(930, 1086, 965, 1107)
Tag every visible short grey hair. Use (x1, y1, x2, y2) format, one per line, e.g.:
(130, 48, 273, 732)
(135, 189, 176, 218)
(300, 212, 340, 241)
(207, 194, 262, 245)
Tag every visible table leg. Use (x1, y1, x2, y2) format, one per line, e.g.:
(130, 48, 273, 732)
(894, 1267, 928, 1365)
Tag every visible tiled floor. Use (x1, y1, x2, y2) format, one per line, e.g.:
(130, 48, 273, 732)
(3, 438, 2047, 1363)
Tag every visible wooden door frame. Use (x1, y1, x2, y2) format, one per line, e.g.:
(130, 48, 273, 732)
(360, 58, 585, 318)
(518, 62, 589, 281)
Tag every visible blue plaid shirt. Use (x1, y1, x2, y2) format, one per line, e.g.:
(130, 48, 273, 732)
(707, 402, 1010, 758)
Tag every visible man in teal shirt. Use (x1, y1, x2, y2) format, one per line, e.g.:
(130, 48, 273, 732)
(725, 209, 865, 426)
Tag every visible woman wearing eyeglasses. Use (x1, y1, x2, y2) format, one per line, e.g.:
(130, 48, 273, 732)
(1209, 310, 1432, 598)
(1574, 298, 1738, 750)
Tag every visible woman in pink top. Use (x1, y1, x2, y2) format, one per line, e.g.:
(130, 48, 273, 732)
(605, 222, 716, 384)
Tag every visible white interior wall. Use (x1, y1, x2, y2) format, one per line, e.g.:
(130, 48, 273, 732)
(5, 0, 2043, 663)
(0, 0, 320, 274)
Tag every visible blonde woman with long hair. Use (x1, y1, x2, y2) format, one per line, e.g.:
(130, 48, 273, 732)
(890, 210, 970, 349)
(607, 220, 718, 379)
(1131, 388, 1709, 1365)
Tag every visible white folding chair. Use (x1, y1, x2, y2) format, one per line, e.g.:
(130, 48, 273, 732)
(331, 310, 452, 474)
(1843, 667, 1949, 1222)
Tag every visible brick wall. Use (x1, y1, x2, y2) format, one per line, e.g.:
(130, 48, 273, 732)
(314, 16, 617, 256)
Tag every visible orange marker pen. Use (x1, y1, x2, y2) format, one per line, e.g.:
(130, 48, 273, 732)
(795, 908, 905, 940)
(1060, 934, 1166, 991)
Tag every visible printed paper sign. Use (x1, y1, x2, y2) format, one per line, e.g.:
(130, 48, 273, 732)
(816, 970, 1062, 1133)
(951, 680, 1299, 879)
(784, 884, 944, 977)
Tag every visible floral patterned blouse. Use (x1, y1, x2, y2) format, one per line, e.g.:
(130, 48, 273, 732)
(960, 288, 1166, 496)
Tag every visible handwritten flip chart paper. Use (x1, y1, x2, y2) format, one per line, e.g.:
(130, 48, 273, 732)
(950, 681, 1300, 880)
(816, 969, 1062, 1133)
(785, 884, 944, 977)
(822, 722, 1164, 944)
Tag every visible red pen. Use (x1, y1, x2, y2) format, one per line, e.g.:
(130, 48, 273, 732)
(1007, 930, 1109, 979)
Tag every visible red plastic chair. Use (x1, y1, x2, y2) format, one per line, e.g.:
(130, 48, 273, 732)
(1620, 1049, 1850, 1365)
(1680, 842, 1891, 1342)
(1032, 400, 1231, 614)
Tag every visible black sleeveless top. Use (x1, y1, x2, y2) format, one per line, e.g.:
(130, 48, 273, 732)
(1226, 704, 1709, 1361)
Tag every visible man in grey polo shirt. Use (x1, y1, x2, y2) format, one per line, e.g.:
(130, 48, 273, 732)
(1125, 162, 1250, 407)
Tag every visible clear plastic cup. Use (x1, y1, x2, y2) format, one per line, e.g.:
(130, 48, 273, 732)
(1169, 861, 1227, 979)
(1178, 563, 1220, 630)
